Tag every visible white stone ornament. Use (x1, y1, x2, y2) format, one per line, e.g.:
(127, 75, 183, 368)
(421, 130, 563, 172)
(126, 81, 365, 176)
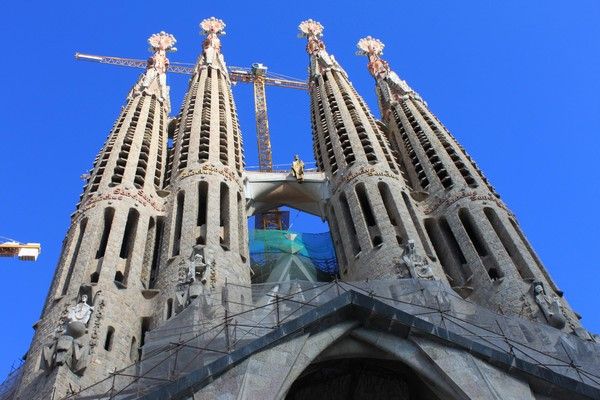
(357, 36, 385, 57)
(298, 19, 324, 38)
(66, 294, 94, 325)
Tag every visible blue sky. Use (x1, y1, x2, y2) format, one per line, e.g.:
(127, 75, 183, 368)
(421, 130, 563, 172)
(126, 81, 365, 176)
(1, 0, 600, 380)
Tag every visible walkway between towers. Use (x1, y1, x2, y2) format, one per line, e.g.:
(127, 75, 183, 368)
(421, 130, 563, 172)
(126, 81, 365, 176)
(245, 171, 329, 218)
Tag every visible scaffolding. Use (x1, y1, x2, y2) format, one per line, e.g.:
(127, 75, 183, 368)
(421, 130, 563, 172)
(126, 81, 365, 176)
(22, 278, 597, 400)
(249, 229, 338, 283)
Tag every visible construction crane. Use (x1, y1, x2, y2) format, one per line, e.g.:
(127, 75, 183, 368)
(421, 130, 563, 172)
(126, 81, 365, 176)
(0, 238, 41, 261)
(75, 53, 308, 230)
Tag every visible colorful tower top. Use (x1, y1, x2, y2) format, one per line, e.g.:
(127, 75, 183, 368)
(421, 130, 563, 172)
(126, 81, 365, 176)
(298, 19, 344, 75)
(356, 36, 424, 104)
(198, 17, 227, 71)
(130, 31, 177, 111)
(147, 31, 177, 74)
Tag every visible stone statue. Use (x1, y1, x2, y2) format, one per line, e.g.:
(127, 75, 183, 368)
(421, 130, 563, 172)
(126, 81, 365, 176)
(291, 155, 305, 183)
(533, 282, 566, 329)
(67, 294, 94, 325)
(176, 246, 214, 306)
(402, 240, 434, 280)
(190, 246, 209, 285)
(42, 294, 93, 375)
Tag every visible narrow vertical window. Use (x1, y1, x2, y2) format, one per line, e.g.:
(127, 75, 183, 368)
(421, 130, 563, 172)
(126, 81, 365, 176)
(104, 326, 115, 351)
(197, 181, 208, 245)
(120, 208, 140, 259)
(329, 206, 348, 273)
(130, 336, 138, 362)
(237, 192, 246, 262)
(118, 208, 140, 286)
(339, 193, 361, 256)
(401, 192, 432, 257)
(172, 192, 185, 256)
(355, 183, 376, 227)
(139, 317, 152, 361)
(166, 298, 173, 320)
(96, 207, 115, 259)
(439, 217, 467, 265)
(355, 183, 382, 247)
(219, 182, 231, 250)
(482, 209, 534, 280)
(458, 208, 487, 256)
(149, 218, 164, 289)
(458, 208, 502, 280)
(425, 217, 470, 289)
(379, 182, 408, 244)
(62, 218, 88, 295)
(142, 217, 156, 288)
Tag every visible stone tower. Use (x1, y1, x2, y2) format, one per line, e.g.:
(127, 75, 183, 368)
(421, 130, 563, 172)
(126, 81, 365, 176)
(299, 20, 446, 284)
(356, 36, 583, 333)
(152, 18, 250, 321)
(14, 32, 175, 399)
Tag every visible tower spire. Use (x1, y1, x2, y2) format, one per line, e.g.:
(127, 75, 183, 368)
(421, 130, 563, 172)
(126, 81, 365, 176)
(130, 31, 176, 112)
(356, 36, 424, 103)
(298, 19, 344, 75)
(198, 17, 228, 71)
(156, 17, 249, 322)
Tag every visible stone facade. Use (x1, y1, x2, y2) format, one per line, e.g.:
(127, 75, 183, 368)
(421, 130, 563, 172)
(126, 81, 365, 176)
(356, 35, 582, 332)
(299, 20, 445, 284)
(8, 18, 597, 400)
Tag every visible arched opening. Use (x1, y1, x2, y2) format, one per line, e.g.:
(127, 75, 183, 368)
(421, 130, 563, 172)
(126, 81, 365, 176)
(104, 326, 115, 351)
(286, 358, 441, 400)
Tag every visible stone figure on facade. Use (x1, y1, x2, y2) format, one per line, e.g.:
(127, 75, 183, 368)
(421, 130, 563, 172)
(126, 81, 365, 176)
(533, 282, 566, 329)
(291, 155, 305, 183)
(402, 240, 434, 280)
(176, 246, 215, 308)
(42, 294, 93, 375)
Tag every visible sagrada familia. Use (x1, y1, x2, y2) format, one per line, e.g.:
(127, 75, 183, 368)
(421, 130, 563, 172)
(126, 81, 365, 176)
(3, 18, 600, 400)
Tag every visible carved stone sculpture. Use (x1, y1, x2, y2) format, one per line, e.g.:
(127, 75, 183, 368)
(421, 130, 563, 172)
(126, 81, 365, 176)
(176, 247, 214, 307)
(67, 294, 94, 326)
(190, 246, 209, 284)
(402, 240, 434, 280)
(42, 295, 93, 375)
(291, 155, 305, 183)
(533, 282, 566, 329)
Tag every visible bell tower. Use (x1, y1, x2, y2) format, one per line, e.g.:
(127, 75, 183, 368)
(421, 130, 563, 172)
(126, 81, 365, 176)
(152, 18, 250, 322)
(299, 20, 446, 284)
(15, 32, 175, 400)
(357, 36, 583, 332)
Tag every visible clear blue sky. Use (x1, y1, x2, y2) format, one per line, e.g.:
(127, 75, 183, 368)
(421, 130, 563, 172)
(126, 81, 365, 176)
(1, 0, 599, 381)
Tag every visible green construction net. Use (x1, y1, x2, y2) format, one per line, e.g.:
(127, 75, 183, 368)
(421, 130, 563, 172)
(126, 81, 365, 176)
(249, 229, 338, 283)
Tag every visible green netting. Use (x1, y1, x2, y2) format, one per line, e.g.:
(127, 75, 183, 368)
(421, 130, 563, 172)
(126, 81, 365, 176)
(249, 229, 338, 283)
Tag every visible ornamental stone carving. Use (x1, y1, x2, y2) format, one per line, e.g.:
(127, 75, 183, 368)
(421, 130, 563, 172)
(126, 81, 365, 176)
(291, 155, 305, 183)
(402, 240, 434, 280)
(176, 246, 215, 308)
(533, 282, 566, 329)
(42, 294, 93, 375)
